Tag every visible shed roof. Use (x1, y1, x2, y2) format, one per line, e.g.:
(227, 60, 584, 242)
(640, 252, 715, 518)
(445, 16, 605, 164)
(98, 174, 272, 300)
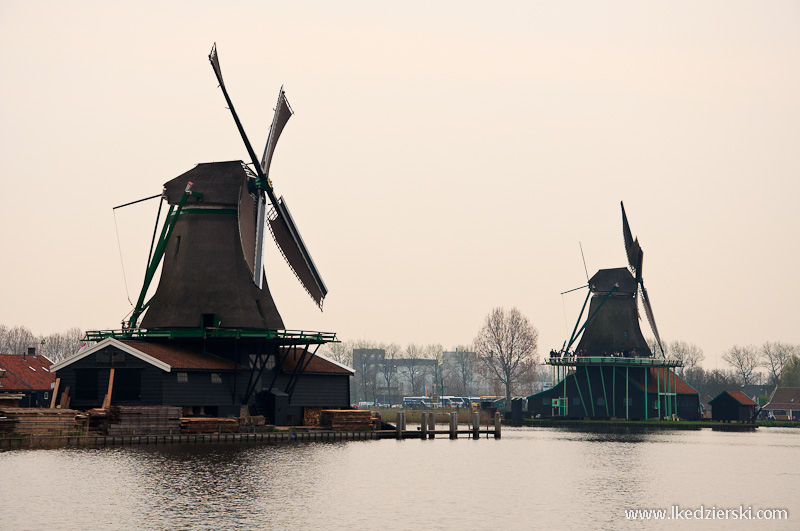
(764, 387, 800, 410)
(51, 338, 242, 373)
(280, 347, 354, 375)
(0, 354, 55, 391)
(709, 391, 758, 407)
(119, 341, 244, 371)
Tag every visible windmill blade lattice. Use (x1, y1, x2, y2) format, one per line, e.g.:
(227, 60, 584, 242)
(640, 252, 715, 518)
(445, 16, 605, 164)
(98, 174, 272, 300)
(209, 43, 328, 309)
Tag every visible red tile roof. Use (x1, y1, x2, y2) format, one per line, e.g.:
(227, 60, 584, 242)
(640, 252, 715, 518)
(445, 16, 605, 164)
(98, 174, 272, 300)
(630, 368, 698, 395)
(726, 391, 758, 406)
(764, 387, 800, 410)
(280, 347, 352, 375)
(120, 341, 244, 371)
(0, 354, 56, 391)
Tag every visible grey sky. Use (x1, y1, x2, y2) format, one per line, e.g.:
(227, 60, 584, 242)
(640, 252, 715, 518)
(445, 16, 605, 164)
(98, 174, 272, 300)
(1, 1, 798, 368)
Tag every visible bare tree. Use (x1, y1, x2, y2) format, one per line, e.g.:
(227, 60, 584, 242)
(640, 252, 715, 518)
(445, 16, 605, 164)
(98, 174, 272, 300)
(424, 344, 444, 398)
(0, 325, 7, 353)
(445, 346, 475, 396)
(38, 327, 85, 363)
(779, 354, 800, 387)
(402, 344, 427, 396)
(379, 343, 401, 404)
(352, 341, 381, 404)
(722, 345, 761, 386)
(761, 341, 796, 385)
(322, 339, 354, 367)
(2, 325, 36, 355)
(473, 307, 539, 407)
(667, 340, 705, 376)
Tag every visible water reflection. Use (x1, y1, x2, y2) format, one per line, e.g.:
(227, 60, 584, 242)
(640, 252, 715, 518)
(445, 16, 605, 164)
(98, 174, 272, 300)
(2, 428, 799, 530)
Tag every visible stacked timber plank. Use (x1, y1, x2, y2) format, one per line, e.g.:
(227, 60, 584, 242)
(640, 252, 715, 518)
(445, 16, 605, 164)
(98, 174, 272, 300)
(106, 406, 182, 436)
(239, 415, 266, 427)
(319, 410, 373, 431)
(0, 407, 80, 436)
(180, 417, 239, 434)
(0, 416, 16, 436)
(303, 407, 321, 427)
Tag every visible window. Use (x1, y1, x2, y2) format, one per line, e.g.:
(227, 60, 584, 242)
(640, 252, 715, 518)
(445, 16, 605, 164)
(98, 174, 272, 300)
(44, 391, 49, 400)
(597, 397, 605, 406)
(211, 373, 222, 384)
(177, 372, 188, 383)
(543, 398, 550, 406)
(96, 349, 125, 367)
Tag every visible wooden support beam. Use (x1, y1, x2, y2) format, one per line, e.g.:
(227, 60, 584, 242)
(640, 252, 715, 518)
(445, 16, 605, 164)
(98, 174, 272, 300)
(59, 386, 71, 409)
(102, 368, 116, 410)
(50, 378, 61, 409)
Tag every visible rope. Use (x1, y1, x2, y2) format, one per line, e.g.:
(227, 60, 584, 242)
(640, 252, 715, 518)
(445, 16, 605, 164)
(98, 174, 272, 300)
(113, 209, 133, 306)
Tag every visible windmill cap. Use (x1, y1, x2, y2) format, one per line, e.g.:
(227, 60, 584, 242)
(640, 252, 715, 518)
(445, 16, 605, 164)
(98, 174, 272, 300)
(589, 268, 637, 294)
(163, 161, 248, 206)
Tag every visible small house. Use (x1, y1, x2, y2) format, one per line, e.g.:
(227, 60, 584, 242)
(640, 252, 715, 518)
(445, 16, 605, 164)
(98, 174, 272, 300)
(762, 387, 800, 421)
(0, 352, 56, 407)
(709, 391, 757, 422)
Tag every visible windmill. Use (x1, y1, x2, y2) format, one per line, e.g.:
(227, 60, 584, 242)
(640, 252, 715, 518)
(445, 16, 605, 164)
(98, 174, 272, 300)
(563, 202, 665, 358)
(128, 44, 327, 331)
(537, 202, 694, 421)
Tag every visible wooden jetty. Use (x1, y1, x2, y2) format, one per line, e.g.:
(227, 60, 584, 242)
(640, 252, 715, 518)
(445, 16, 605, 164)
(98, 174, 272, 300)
(0, 410, 500, 450)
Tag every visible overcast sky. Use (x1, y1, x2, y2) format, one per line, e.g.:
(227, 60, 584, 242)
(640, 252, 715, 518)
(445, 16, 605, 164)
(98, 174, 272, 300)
(1, 1, 798, 368)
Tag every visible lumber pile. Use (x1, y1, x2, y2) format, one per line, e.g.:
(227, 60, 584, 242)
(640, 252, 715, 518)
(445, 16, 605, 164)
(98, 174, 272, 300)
(303, 407, 321, 427)
(239, 415, 266, 427)
(106, 406, 182, 436)
(319, 409, 373, 431)
(0, 416, 15, 436)
(180, 417, 240, 434)
(0, 407, 80, 436)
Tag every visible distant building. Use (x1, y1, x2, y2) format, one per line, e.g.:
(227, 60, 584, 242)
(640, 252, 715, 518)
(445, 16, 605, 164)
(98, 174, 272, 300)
(709, 391, 757, 422)
(762, 387, 800, 421)
(0, 351, 56, 407)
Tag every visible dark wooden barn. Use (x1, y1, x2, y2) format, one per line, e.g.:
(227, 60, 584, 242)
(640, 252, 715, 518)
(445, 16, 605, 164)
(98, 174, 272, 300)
(709, 391, 757, 422)
(51, 338, 352, 423)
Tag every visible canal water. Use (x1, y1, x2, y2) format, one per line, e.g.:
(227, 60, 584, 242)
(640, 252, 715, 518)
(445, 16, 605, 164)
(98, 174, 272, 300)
(2, 427, 798, 530)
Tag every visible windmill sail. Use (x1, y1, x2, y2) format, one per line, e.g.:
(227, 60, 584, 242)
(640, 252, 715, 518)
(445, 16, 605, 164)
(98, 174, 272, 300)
(268, 197, 328, 308)
(238, 184, 257, 276)
(261, 89, 293, 177)
(210, 43, 328, 309)
(641, 285, 665, 356)
(621, 201, 642, 280)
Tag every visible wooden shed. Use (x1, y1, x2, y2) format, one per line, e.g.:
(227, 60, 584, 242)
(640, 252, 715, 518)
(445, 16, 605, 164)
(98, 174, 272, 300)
(709, 391, 757, 422)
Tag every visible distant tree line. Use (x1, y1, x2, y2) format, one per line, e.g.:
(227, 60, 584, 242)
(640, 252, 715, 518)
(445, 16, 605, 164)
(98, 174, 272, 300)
(0, 324, 86, 363)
